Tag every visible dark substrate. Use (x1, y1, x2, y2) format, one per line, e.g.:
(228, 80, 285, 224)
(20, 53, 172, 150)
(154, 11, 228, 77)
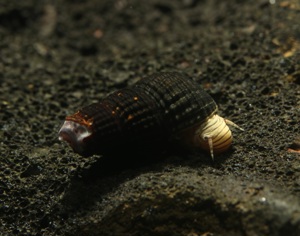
(0, 0, 299, 235)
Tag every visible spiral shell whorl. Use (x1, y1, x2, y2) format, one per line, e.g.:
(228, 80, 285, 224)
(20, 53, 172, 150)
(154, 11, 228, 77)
(135, 72, 218, 133)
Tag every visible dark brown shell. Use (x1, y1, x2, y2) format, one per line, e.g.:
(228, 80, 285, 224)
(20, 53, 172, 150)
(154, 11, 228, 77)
(63, 72, 218, 156)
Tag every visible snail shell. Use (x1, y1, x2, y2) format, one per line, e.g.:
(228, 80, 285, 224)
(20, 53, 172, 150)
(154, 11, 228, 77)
(59, 72, 243, 159)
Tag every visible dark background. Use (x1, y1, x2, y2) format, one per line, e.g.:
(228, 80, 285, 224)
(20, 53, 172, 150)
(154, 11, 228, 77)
(0, 0, 299, 235)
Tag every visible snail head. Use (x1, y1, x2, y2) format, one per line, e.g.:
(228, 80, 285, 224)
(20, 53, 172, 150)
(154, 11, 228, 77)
(196, 114, 243, 160)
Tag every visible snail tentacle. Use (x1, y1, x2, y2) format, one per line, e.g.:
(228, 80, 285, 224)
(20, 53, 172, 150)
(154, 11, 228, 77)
(202, 134, 214, 161)
(225, 119, 244, 131)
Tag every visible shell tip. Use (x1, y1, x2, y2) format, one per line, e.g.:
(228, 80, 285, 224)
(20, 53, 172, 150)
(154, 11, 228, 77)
(58, 120, 92, 155)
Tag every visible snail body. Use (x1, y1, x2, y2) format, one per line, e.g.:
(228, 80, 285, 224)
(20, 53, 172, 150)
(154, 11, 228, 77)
(59, 72, 243, 159)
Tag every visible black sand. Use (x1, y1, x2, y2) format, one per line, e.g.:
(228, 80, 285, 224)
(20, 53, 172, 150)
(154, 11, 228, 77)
(1, 0, 300, 235)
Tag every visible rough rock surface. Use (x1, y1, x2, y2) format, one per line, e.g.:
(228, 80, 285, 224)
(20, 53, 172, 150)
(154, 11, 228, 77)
(0, 0, 299, 235)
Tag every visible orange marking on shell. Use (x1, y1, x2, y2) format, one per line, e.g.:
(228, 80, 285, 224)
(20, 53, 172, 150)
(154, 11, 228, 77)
(127, 114, 134, 120)
(287, 148, 300, 154)
(65, 111, 94, 127)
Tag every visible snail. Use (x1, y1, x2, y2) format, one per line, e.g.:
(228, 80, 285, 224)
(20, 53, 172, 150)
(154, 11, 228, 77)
(59, 72, 243, 160)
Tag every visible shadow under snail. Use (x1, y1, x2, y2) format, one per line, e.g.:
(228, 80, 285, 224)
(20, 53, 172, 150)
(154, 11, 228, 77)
(59, 72, 243, 160)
